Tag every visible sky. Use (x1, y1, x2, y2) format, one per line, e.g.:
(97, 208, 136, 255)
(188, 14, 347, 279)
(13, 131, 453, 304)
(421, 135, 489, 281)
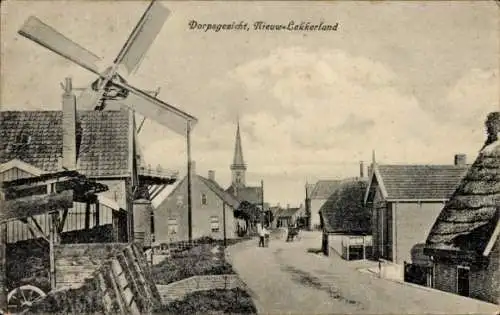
(1, 1, 499, 206)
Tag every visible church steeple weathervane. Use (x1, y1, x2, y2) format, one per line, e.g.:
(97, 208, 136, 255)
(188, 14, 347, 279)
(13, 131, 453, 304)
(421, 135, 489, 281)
(230, 119, 246, 188)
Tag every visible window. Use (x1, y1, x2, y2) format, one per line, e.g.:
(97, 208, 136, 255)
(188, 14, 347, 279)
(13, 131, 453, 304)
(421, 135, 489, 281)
(210, 216, 220, 233)
(201, 193, 207, 205)
(15, 134, 32, 145)
(168, 218, 178, 235)
(457, 266, 470, 297)
(176, 195, 184, 206)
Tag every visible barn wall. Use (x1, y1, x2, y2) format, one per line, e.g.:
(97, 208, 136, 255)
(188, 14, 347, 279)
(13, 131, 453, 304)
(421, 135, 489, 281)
(1, 167, 125, 243)
(0, 167, 36, 181)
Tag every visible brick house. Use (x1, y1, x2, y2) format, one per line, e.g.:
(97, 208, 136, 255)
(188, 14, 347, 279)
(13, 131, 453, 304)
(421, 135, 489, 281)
(154, 164, 245, 243)
(424, 112, 499, 305)
(274, 205, 305, 228)
(364, 155, 469, 281)
(0, 83, 178, 245)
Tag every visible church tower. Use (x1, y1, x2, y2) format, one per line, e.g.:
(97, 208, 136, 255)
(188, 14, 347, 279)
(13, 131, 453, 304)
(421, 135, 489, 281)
(230, 121, 247, 189)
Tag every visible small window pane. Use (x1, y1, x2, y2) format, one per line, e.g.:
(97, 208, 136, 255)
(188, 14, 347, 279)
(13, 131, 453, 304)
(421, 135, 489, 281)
(168, 218, 178, 234)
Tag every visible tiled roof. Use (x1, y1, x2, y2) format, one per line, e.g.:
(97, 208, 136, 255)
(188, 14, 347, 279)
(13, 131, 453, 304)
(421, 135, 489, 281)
(426, 136, 500, 255)
(276, 207, 301, 218)
(0, 110, 131, 177)
(310, 180, 342, 199)
(198, 176, 240, 209)
(319, 178, 370, 234)
(226, 185, 263, 205)
(375, 164, 469, 200)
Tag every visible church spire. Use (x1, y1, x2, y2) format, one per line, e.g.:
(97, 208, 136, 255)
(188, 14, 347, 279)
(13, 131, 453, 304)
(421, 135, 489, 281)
(232, 120, 246, 168)
(230, 119, 246, 188)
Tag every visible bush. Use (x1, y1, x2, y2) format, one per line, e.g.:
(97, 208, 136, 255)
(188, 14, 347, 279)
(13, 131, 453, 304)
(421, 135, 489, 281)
(156, 288, 257, 315)
(26, 277, 104, 314)
(152, 243, 234, 285)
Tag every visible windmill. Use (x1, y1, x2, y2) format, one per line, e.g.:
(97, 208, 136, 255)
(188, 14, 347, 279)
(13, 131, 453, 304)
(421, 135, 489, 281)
(18, 0, 198, 240)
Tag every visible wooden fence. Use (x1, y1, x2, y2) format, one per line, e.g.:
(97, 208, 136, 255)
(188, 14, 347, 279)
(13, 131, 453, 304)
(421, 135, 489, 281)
(29, 242, 162, 314)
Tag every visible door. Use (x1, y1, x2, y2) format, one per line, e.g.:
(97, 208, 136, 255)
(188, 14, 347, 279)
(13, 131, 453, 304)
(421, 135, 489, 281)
(457, 266, 470, 297)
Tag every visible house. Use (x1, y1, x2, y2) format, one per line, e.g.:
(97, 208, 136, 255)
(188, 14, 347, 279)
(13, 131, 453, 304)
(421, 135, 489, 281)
(225, 122, 263, 208)
(309, 180, 343, 230)
(274, 204, 305, 228)
(154, 164, 245, 243)
(0, 79, 178, 246)
(364, 154, 469, 281)
(320, 177, 372, 260)
(424, 112, 500, 305)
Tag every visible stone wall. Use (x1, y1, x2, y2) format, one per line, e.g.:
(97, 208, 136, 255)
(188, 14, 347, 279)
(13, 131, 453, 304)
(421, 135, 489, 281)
(157, 274, 247, 304)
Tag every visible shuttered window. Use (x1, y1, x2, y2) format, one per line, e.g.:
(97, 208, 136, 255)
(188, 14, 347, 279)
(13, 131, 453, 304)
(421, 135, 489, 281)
(210, 216, 220, 233)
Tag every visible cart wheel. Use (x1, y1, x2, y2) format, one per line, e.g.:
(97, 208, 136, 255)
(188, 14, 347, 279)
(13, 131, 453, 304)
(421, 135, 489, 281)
(7, 285, 46, 313)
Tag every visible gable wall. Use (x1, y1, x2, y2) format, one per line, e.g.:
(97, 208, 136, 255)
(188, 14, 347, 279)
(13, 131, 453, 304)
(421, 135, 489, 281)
(154, 176, 239, 244)
(310, 199, 327, 230)
(394, 201, 445, 264)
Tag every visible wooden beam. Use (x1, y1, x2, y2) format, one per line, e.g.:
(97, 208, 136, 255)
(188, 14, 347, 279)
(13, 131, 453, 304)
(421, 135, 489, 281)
(0, 223, 6, 307)
(49, 212, 58, 289)
(20, 217, 49, 242)
(95, 203, 100, 227)
(150, 184, 166, 201)
(5, 176, 74, 192)
(1, 190, 74, 223)
(58, 209, 69, 234)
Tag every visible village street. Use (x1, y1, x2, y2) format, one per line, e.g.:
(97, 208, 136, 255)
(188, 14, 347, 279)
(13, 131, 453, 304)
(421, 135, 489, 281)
(226, 231, 499, 315)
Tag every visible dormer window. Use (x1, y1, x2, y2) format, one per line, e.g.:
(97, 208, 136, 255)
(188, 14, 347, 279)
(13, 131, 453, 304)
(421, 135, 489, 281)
(15, 134, 31, 145)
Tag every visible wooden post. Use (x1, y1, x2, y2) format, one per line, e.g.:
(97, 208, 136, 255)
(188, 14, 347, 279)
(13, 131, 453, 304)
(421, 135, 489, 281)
(95, 203, 100, 227)
(186, 121, 193, 241)
(223, 203, 227, 248)
(0, 222, 7, 308)
(363, 236, 366, 260)
(84, 202, 91, 230)
(49, 211, 60, 290)
(260, 180, 264, 226)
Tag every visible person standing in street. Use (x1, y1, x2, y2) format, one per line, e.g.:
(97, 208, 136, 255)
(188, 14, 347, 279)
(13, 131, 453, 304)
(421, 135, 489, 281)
(257, 222, 265, 247)
(264, 225, 270, 247)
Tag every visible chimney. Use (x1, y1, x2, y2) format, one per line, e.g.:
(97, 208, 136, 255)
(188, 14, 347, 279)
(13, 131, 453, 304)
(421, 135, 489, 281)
(359, 161, 364, 178)
(454, 154, 466, 166)
(62, 77, 77, 170)
(208, 170, 215, 181)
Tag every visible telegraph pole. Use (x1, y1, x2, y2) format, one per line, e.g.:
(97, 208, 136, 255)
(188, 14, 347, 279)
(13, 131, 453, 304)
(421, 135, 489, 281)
(261, 180, 265, 226)
(187, 121, 193, 241)
(223, 202, 227, 248)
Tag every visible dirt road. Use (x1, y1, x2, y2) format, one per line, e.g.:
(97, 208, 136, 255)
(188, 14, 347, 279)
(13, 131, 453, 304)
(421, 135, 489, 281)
(227, 231, 499, 315)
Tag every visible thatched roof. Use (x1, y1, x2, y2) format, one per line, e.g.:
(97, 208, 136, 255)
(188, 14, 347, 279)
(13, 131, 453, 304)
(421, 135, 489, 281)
(426, 112, 500, 256)
(319, 178, 370, 234)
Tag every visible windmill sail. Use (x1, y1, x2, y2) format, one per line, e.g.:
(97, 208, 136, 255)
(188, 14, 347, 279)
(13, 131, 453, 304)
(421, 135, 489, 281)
(114, 80, 197, 136)
(114, 0, 170, 75)
(18, 16, 102, 75)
